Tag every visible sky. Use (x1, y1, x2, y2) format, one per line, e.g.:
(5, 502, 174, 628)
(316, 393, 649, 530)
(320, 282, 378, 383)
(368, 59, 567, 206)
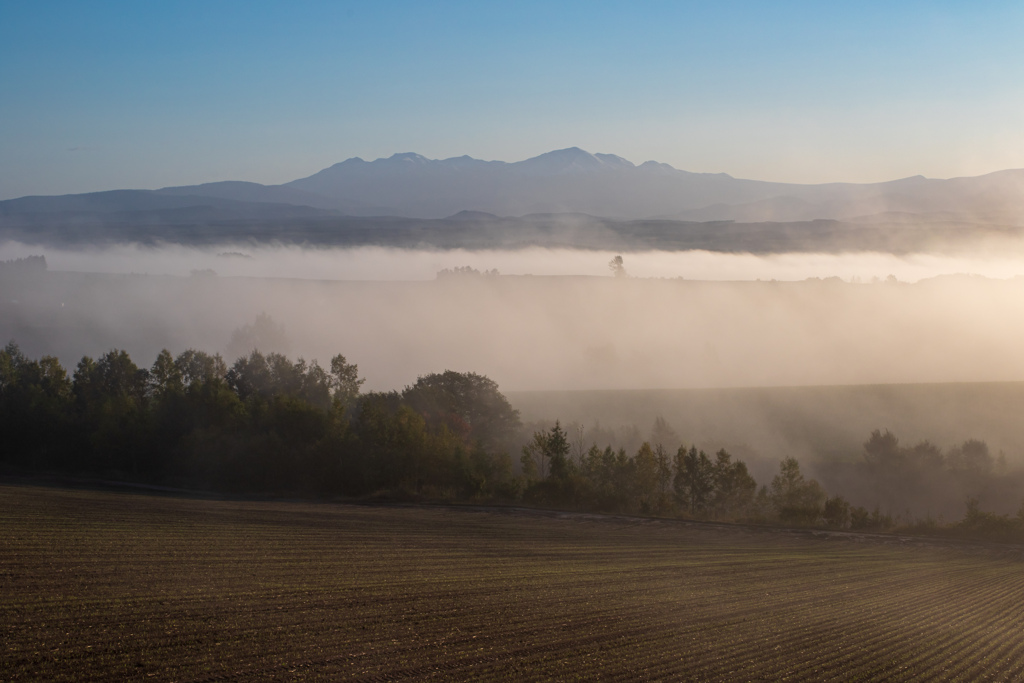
(2, 1, 1024, 199)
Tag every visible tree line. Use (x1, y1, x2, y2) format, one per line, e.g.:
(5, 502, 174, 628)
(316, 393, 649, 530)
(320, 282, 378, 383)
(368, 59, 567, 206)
(0, 342, 528, 498)
(0, 255, 47, 279)
(817, 428, 1024, 540)
(515, 420, 913, 530)
(2, 342, 1022, 540)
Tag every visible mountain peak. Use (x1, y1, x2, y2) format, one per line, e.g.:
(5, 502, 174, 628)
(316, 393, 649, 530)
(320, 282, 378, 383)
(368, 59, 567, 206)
(385, 152, 430, 163)
(528, 147, 596, 160)
(639, 160, 677, 172)
(326, 157, 366, 170)
(445, 210, 501, 221)
(517, 147, 613, 173)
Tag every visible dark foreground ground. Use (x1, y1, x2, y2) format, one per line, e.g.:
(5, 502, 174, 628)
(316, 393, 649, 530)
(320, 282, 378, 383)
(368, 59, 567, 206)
(3, 484, 1024, 681)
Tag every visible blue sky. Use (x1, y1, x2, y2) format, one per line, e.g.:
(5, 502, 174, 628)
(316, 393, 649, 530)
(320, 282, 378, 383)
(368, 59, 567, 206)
(2, 1, 1023, 198)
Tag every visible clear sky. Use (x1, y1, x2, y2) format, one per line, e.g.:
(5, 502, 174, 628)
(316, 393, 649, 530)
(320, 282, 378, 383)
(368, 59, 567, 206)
(2, 1, 1023, 199)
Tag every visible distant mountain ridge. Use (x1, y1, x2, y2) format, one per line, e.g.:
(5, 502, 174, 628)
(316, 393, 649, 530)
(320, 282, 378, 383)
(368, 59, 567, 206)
(3, 148, 1024, 249)
(278, 147, 1024, 223)
(280, 147, 773, 219)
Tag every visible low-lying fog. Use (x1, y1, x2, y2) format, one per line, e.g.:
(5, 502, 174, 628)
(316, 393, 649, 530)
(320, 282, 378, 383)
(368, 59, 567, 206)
(5, 242, 1024, 392)
(6, 240, 1024, 511)
(5, 242, 1024, 282)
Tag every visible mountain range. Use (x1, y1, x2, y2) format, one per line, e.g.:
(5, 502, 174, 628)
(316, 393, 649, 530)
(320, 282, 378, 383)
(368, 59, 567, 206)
(3, 147, 1023, 250)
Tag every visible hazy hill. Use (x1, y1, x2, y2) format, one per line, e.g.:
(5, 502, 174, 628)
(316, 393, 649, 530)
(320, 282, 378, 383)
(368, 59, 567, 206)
(665, 170, 1024, 224)
(153, 181, 344, 211)
(3, 148, 1024, 248)
(284, 148, 791, 218)
(281, 148, 1024, 222)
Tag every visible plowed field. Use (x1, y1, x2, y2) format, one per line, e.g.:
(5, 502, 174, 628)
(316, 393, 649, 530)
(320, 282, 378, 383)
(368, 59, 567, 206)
(3, 483, 1024, 681)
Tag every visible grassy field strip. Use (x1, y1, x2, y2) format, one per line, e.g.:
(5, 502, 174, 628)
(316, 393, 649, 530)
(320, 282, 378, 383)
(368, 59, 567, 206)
(823, 565, 1024, 679)
(696, 590, 909, 676)
(898, 570, 1024, 680)
(696, 581, 931, 678)
(779, 568, 1016, 681)
(974, 623, 1024, 682)
(0, 548, 999, 679)
(278, 548, 1015, 683)
(921, 584, 1024, 682)
(4, 485, 1024, 681)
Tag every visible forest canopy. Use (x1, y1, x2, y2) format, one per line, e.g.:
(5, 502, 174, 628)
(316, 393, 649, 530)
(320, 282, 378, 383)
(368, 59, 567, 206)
(2, 342, 1023, 541)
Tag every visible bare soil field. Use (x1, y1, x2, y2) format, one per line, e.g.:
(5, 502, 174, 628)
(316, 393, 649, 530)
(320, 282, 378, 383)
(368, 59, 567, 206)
(3, 483, 1024, 681)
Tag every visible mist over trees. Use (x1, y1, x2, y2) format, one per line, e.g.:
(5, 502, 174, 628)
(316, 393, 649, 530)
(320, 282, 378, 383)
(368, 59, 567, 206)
(816, 429, 1024, 524)
(4, 341, 1022, 541)
(0, 255, 47, 274)
(225, 313, 290, 359)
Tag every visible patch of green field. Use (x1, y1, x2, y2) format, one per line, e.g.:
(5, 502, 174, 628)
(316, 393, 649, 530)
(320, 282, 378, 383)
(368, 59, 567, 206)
(3, 484, 1024, 681)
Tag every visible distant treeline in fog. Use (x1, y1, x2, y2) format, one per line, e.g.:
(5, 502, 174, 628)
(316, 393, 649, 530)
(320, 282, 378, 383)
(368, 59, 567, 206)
(3, 210, 1023, 253)
(3, 342, 1022, 541)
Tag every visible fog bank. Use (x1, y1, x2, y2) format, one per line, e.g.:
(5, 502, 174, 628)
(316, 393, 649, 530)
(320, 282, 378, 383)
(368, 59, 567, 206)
(4, 264, 1024, 394)
(7, 244, 1024, 513)
(5, 242, 1024, 282)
